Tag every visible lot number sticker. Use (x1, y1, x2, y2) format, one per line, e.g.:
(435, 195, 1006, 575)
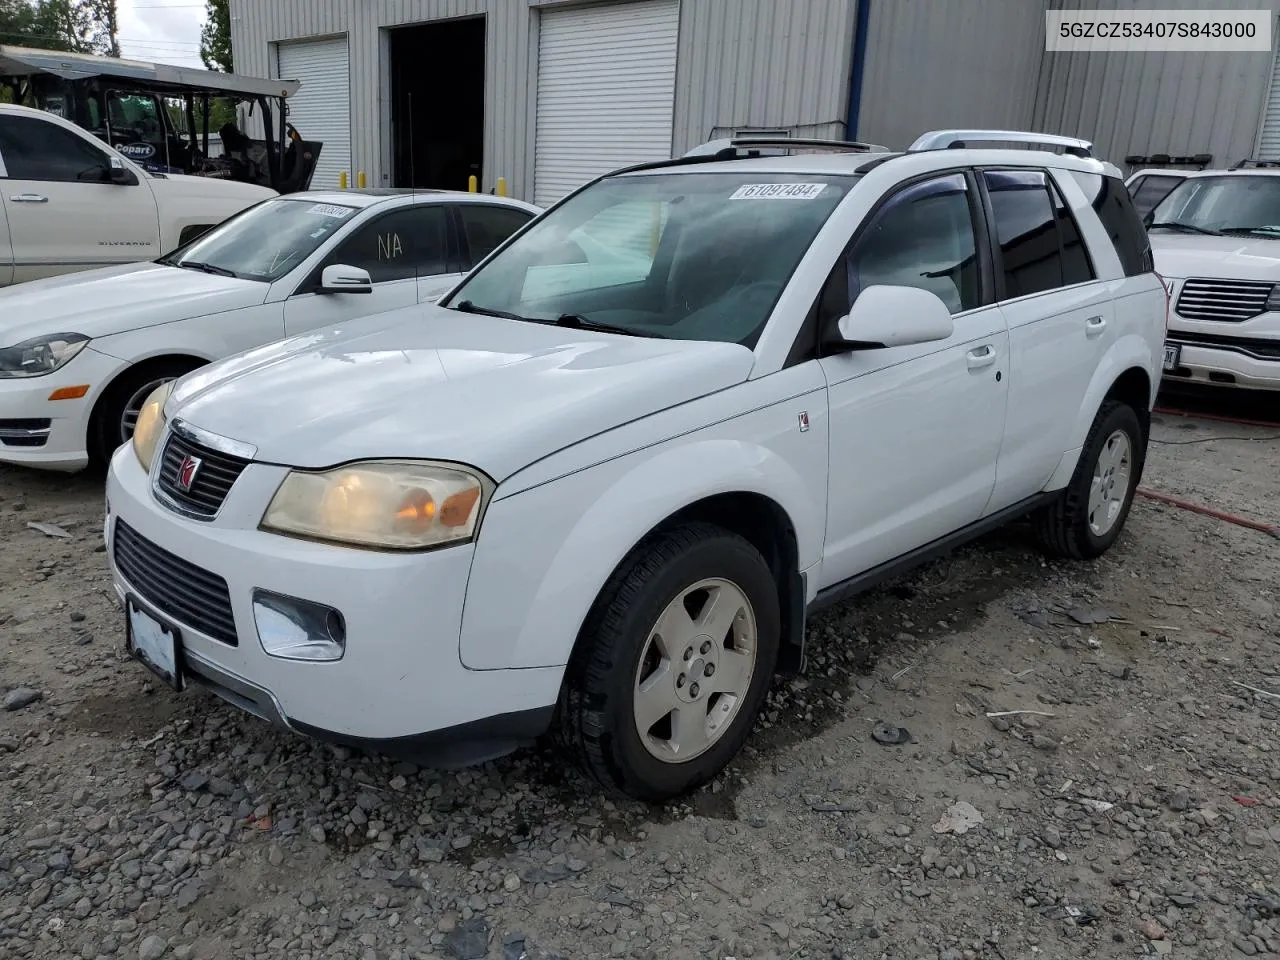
(730, 183, 826, 200)
(306, 203, 354, 219)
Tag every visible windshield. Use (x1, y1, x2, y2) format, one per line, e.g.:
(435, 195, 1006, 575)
(442, 170, 857, 346)
(1149, 175, 1280, 237)
(159, 198, 359, 281)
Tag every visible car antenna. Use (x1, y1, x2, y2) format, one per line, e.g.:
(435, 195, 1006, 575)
(408, 88, 419, 282)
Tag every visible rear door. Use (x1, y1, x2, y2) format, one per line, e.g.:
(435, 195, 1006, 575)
(442, 201, 539, 302)
(0, 112, 160, 282)
(283, 202, 452, 335)
(982, 167, 1119, 509)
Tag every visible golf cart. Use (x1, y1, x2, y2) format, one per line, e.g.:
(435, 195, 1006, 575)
(0, 44, 322, 194)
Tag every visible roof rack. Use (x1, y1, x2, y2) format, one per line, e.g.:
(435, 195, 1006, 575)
(1125, 153, 1213, 170)
(908, 129, 1093, 158)
(1231, 158, 1280, 169)
(682, 136, 890, 160)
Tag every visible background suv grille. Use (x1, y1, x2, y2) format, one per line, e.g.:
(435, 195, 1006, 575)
(1174, 278, 1274, 323)
(112, 519, 238, 645)
(155, 431, 251, 518)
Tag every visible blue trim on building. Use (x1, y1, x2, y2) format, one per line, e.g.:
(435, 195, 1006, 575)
(846, 0, 872, 138)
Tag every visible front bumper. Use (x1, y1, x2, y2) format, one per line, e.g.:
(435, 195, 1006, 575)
(0, 347, 122, 471)
(1164, 339, 1280, 392)
(104, 443, 563, 763)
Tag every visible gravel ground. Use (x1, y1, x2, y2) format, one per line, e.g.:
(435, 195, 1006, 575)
(2, 394, 1279, 960)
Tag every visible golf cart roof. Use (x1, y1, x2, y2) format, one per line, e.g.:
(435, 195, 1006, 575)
(0, 44, 299, 99)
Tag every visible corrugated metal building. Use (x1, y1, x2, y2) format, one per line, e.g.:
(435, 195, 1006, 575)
(227, 0, 1280, 202)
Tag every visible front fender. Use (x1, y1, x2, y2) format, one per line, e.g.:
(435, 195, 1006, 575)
(1045, 331, 1157, 490)
(459, 434, 826, 671)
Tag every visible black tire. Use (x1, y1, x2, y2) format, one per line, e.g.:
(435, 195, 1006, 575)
(87, 360, 201, 468)
(1034, 400, 1145, 560)
(556, 522, 781, 803)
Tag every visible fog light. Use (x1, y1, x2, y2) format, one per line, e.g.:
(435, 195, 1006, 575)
(252, 589, 347, 662)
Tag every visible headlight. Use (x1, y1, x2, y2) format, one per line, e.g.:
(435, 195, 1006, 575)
(131, 381, 173, 473)
(260, 460, 493, 550)
(0, 334, 89, 378)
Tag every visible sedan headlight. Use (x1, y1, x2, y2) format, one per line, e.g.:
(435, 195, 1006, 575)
(261, 460, 493, 550)
(131, 381, 173, 473)
(0, 334, 89, 378)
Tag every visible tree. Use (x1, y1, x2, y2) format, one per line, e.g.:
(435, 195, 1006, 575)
(199, 0, 230, 72)
(0, 0, 119, 56)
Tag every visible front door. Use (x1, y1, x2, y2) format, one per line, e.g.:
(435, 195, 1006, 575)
(0, 112, 159, 282)
(283, 203, 454, 335)
(0, 182, 13, 286)
(817, 171, 1010, 587)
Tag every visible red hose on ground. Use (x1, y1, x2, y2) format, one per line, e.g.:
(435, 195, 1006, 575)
(1136, 488, 1280, 539)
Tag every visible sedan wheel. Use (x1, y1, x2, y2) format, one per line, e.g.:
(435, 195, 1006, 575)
(119, 376, 177, 445)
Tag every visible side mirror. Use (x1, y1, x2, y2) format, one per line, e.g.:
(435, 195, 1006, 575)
(108, 155, 137, 186)
(318, 264, 374, 295)
(826, 284, 955, 351)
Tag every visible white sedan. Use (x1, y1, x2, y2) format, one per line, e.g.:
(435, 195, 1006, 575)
(0, 188, 541, 470)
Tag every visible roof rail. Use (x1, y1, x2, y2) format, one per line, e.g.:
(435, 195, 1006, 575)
(908, 129, 1093, 158)
(1125, 153, 1213, 170)
(1231, 158, 1280, 169)
(682, 136, 890, 160)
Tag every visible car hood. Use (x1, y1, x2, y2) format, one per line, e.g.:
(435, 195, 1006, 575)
(168, 305, 756, 479)
(1150, 233, 1280, 282)
(0, 262, 268, 346)
(149, 172, 277, 204)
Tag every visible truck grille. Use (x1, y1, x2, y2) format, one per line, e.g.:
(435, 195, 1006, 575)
(112, 519, 239, 646)
(1174, 278, 1274, 323)
(155, 431, 251, 519)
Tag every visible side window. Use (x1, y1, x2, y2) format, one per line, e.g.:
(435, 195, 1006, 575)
(458, 204, 534, 267)
(1071, 170, 1154, 277)
(0, 114, 114, 182)
(1129, 174, 1183, 220)
(847, 172, 980, 315)
(1048, 177, 1095, 286)
(984, 169, 1066, 299)
(326, 205, 449, 283)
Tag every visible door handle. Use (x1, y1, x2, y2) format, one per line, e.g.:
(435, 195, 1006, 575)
(1085, 315, 1107, 337)
(966, 344, 997, 370)
(9, 194, 48, 203)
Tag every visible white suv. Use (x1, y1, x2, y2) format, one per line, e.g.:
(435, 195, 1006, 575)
(104, 130, 1167, 801)
(1146, 166, 1280, 392)
(0, 103, 274, 286)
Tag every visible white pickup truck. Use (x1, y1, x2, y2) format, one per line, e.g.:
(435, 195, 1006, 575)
(0, 103, 274, 286)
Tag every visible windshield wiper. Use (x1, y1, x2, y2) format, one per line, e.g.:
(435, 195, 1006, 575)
(555, 314, 664, 338)
(451, 299, 542, 323)
(1219, 226, 1280, 237)
(1148, 221, 1223, 237)
(175, 260, 239, 278)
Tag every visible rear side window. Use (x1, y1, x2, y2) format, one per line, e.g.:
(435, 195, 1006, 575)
(1071, 171, 1154, 277)
(1049, 177, 1095, 286)
(984, 170, 1065, 298)
(1129, 174, 1183, 219)
(457, 204, 535, 268)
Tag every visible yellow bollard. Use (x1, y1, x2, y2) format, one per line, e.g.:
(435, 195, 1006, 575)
(357, 171, 367, 189)
(468, 175, 478, 193)
(339, 171, 348, 190)
(496, 177, 507, 197)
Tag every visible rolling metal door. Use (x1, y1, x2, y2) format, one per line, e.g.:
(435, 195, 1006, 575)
(276, 37, 352, 191)
(1259, 22, 1280, 160)
(534, 0, 679, 207)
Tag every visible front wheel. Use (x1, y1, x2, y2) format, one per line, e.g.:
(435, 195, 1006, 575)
(1034, 400, 1144, 560)
(557, 523, 781, 802)
(88, 360, 200, 468)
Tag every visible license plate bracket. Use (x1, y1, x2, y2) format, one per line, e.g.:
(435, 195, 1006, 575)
(1163, 343, 1181, 372)
(125, 597, 183, 691)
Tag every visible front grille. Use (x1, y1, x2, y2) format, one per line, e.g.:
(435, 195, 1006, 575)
(1175, 278, 1274, 323)
(0, 418, 51, 448)
(155, 430, 251, 519)
(112, 519, 238, 646)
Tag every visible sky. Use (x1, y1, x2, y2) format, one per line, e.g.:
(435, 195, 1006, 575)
(115, 0, 209, 68)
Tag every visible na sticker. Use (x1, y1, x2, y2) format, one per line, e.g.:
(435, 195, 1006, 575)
(306, 203, 354, 219)
(730, 183, 827, 201)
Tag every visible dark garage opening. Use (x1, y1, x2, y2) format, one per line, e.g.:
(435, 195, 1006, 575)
(389, 17, 485, 190)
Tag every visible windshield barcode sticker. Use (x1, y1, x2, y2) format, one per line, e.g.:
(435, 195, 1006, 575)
(730, 183, 827, 200)
(306, 203, 354, 219)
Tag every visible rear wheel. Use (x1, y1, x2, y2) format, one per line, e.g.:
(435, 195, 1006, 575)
(88, 360, 201, 468)
(1034, 400, 1144, 560)
(557, 522, 780, 802)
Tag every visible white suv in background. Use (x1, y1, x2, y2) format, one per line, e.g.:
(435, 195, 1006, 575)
(104, 130, 1166, 801)
(0, 103, 273, 286)
(1148, 167, 1280, 392)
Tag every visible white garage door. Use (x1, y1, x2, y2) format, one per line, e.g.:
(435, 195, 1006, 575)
(1260, 30, 1280, 160)
(276, 36, 352, 191)
(534, 0, 679, 207)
